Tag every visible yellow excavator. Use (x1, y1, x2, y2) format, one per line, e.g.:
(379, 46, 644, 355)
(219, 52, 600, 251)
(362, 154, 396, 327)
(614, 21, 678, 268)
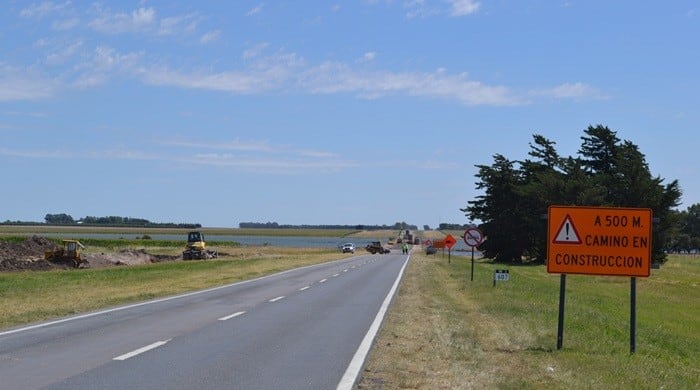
(45, 239, 89, 268)
(182, 231, 218, 260)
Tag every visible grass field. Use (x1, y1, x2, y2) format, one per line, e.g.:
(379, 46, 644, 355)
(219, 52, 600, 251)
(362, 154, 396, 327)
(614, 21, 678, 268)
(358, 252, 699, 389)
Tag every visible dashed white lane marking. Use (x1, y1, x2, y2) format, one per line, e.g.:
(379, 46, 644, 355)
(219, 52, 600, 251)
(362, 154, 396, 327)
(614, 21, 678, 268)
(333, 273, 340, 277)
(218, 311, 246, 321)
(299, 286, 310, 291)
(1, 257, 362, 338)
(319, 278, 328, 283)
(269, 296, 285, 303)
(343, 269, 349, 273)
(114, 339, 171, 361)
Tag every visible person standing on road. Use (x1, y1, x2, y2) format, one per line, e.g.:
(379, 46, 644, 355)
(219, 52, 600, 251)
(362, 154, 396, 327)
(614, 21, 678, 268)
(402, 243, 409, 254)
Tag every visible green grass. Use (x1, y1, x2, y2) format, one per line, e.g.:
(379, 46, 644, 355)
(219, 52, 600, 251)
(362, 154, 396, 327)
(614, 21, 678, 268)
(359, 253, 700, 389)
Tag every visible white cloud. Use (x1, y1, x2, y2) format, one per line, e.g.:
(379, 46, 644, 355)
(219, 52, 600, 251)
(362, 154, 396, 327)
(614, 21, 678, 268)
(0, 64, 56, 101)
(243, 43, 270, 60)
(140, 67, 278, 94)
(45, 40, 83, 65)
(359, 52, 377, 63)
(0, 148, 68, 158)
(402, 0, 479, 18)
(185, 153, 355, 173)
(52, 17, 80, 30)
(200, 30, 221, 44)
(404, 0, 440, 19)
(302, 62, 522, 106)
(166, 138, 340, 161)
(448, 0, 480, 16)
(140, 48, 304, 93)
(247, 4, 264, 16)
(158, 13, 199, 36)
(89, 7, 156, 34)
(19, 1, 71, 19)
(72, 46, 143, 88)
(166, 139, 273, 153)
(531, 82, 607, 100)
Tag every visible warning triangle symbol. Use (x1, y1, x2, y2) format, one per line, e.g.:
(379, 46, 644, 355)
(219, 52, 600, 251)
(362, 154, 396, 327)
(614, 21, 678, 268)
(553, 215, 582, 244)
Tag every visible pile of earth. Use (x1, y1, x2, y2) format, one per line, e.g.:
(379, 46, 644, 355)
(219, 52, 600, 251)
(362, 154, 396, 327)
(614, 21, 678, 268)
(85, 249, 179, 267)
(0, 236, 60, 271)
(0, 236, 180, 272)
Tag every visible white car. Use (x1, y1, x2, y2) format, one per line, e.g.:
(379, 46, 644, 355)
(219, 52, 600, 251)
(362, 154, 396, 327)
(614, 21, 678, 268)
(341, 243, 355, 253)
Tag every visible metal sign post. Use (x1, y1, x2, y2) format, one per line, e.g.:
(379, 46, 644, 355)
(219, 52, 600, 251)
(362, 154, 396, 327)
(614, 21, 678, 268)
(444, 235, 457, 264)
(463, 227, 484, 281)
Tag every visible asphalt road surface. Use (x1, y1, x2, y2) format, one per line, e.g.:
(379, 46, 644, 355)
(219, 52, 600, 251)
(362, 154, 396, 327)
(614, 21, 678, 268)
(0, 252, 409, 390)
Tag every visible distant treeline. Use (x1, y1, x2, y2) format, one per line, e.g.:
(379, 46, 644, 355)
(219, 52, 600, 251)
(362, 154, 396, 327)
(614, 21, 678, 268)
(1, 213, 201, 229)
(437, 223, 476, 230)
(239, 222, 419, 230)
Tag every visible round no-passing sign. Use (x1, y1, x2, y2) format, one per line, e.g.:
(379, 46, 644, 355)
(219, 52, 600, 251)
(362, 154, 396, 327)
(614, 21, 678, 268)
(463, 227, 484, 248)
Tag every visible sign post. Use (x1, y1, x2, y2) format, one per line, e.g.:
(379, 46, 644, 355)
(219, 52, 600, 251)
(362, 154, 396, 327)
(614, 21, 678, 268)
(463, 227, 484, 281)
(444, 234, 457, 263)
(547, 206, 652, 353)
(493, 269, 509, 287)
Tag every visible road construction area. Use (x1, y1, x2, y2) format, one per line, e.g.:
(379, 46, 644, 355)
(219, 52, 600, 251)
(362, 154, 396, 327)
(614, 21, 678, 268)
(0, 236, 179, 272)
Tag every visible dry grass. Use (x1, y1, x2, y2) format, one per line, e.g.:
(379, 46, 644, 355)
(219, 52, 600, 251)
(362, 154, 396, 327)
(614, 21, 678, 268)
(359, 252, 504, 389)
(358, 252, 700, 389)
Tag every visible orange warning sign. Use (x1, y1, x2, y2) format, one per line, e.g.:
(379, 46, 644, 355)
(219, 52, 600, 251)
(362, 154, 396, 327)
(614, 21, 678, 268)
(444, 234, 457, 249)
(547, 206, 653, 277)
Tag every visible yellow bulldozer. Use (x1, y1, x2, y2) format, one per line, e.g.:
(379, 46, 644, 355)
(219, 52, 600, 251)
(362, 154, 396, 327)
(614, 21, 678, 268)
(182, 231, 218, 260)
(45, 239, 89, 268)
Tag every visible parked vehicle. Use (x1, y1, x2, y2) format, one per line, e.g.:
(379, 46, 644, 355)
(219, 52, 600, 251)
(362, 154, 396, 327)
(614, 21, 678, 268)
(341, 243, 356, 253)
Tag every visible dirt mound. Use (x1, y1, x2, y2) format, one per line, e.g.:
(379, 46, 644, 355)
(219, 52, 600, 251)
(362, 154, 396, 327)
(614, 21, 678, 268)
(0, 236, 62, 271)
(0, 236, 180, 272)
(84, 249, 180, 267)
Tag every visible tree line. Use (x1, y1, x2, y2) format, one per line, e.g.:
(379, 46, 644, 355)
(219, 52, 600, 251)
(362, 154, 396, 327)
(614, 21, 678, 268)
(462, 125, 683, 264)
(34, 214, 201, 229)
(239, 222, 419, 230)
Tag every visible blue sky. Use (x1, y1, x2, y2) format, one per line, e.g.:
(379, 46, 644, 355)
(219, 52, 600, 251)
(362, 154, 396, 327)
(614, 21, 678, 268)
(1, 1, 698, 228)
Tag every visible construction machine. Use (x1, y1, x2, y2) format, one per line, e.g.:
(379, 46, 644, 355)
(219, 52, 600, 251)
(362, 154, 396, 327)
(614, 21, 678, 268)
(45, 239, 89, 268)
(182, 231, 218, 260)
(365, 241, 390, 254)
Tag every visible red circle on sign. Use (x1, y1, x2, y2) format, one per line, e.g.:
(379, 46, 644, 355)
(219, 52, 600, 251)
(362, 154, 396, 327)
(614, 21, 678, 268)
(463, 227, 483, 247)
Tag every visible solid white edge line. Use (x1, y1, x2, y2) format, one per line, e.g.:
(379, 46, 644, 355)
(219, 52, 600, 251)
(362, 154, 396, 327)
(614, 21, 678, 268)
(113, 339, 171, 361)
(218, 311, 246, 321)
(336, 255, 410, 390)
(0, 258, 354, 337)
(269, 296, 285, 303)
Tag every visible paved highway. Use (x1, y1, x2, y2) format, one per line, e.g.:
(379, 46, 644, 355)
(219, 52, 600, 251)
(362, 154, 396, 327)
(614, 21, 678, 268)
(0, 252, 409, 390)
